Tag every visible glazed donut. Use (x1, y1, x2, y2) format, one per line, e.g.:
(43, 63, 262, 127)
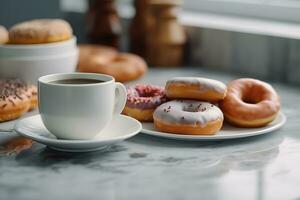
(0, 81, 31, 122)
(9, 19, 73, 44)
(0, 25, 8, 44)
(219, 78, 280, 127)
(122, 84, 167, 121)
(153, 100, 223, 135)
(77, 44, 118, 70)
(77, 44, 147, 82)
(166, 77, 227, 102)
(105, 53, 147, 82)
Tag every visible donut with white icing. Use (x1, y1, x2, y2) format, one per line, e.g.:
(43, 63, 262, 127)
(153, 100, 223, 135)
(165, 77, 227, 102)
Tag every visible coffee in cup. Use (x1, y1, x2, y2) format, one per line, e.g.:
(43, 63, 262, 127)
(38, 73, 127, 140)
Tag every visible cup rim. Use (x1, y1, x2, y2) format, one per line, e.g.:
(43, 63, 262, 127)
(38, 73, 115, 87)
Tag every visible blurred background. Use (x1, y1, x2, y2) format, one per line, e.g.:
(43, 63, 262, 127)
(1, 0, 300, 85)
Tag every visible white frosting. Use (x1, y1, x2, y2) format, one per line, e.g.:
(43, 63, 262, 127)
(166, 77, 227, 94)
(153, 100, 223, 127)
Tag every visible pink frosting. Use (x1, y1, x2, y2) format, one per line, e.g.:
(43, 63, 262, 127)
(126, 84, 168, 109)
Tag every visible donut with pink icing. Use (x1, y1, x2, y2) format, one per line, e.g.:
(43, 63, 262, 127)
(166, 77, 227, 102)
(122, 84, 168, 121)
(153, 100, 223, 135)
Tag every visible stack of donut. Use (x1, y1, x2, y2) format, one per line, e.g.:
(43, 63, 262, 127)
(122, 77, 281, 135)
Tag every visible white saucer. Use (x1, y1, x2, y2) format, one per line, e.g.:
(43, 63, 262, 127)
(142, 112, 286, 141)
(14, 114, 142, 152)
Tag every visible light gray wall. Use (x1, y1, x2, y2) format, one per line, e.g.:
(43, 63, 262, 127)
(188, 27, 300, 85)
(0, 0, 62, 27)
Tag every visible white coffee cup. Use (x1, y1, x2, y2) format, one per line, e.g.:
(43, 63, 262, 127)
(38, 73, 127, 140)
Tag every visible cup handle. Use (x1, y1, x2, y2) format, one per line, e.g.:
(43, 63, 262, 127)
(114, 82, 127, 116)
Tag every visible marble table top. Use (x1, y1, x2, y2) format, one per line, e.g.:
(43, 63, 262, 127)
(0, 68, 299, 200)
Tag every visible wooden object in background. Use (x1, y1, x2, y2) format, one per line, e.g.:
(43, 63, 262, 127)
(147, 0, 186, 67)
(130, 0, 153, 58)
(86, 0, 121, 49)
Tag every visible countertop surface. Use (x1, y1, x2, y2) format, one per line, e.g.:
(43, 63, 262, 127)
(0, 68, 299, 200)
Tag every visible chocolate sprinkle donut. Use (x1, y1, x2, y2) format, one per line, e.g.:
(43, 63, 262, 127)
(0, 79, 37, 122)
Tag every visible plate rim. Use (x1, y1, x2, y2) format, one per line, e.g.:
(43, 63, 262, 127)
(141, 112, 286, 141)
(14, 114, 142, 145)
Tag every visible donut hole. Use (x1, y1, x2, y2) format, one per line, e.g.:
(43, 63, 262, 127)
(241, 86, 264, 104)
(137, 91, 156, 97)
(242, 97, 260, 104)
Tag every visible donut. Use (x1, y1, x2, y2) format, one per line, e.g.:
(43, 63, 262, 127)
(219, 78, 280, 127)
(9, 19, 73, 44)
(166, 77, 227, 102)
(103, 53, 147, 82)
(122, 84, 167, 121)
(77, 44, 147, 82)
(78, 44, 118, 65)
(0, 25, 9, 44)
(0, 80, 38, 111)
(153, 100, 223, 135)
(77, 44, 118, 71)
(0, 81, 31, 122)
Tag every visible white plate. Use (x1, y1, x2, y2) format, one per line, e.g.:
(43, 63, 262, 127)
(141, 112, 286, 141)
(14, 114, 142, 152)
